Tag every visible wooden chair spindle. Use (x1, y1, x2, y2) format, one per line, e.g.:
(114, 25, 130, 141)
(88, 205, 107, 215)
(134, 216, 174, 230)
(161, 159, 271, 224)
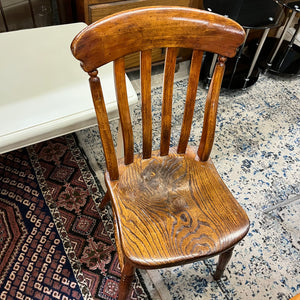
(177, 49, 204, 154)
(160, 47, 177, 156)
(141, 49, 153, 159)
(114, 58, 134, 165)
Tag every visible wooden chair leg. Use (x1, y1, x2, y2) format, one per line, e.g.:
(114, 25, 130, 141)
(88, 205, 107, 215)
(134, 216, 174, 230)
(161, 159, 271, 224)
(213, 247, 234, 280)
(119, 262, 135, 300)
(99, 191, 110, 209)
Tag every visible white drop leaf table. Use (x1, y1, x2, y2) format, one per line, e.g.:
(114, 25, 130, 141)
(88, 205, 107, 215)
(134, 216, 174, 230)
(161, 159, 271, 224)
(0, 23, 138, 154)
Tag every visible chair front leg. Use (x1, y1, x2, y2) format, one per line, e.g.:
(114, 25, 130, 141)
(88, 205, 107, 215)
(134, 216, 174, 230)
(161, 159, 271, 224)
(213, 247, 234, 280)
(119, 260, 135, 300)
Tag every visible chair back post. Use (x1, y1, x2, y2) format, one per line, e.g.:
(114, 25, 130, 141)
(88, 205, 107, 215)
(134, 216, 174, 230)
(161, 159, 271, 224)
(198, 55, 227, 161)
(88, 69, 119, 180)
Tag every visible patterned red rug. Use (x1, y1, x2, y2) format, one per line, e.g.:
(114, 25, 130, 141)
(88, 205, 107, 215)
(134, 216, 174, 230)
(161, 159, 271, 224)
(0, 134, 150, 299)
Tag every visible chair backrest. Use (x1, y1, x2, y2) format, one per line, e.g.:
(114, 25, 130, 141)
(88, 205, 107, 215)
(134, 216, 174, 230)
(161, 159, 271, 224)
(71, 6, 245, 180)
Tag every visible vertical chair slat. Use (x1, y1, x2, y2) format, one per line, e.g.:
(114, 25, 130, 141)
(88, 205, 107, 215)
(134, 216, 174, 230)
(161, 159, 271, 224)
(198, 56, 226, 161)
(140, 49, 152, 159)
(114, 58, 134, 165)
(160, 47, 177, 156)
(177, 49, 204, 154)
(89, 71, 119, 180)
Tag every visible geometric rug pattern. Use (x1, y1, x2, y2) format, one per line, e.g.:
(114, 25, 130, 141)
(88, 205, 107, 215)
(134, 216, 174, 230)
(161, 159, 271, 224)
(0, 135, 150, 299)
(0, 145, 83, 299)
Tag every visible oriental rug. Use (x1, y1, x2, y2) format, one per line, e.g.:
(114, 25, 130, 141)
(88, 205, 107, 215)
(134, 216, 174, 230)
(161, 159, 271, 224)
(0, 135, 150, 299)
(76, 71, 300, 300)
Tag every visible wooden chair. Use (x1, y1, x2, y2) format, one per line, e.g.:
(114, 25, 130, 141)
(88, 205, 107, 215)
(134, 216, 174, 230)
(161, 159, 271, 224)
(71, 6, 250, 299)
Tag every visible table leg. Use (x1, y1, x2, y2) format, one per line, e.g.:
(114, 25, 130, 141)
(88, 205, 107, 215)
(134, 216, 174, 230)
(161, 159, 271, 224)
(265, 10, 297, 73)
(243, 28, 270, 89)
(276, 17, 300, 72)
(205, 53, 218, 89)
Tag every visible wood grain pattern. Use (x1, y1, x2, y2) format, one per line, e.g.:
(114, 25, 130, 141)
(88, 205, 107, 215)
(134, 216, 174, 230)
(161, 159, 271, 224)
(106, 147, 249, 268)
(71, 7, 248, 299)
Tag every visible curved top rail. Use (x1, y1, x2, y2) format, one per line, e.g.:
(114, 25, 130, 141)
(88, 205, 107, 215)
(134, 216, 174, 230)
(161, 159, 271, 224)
(71, 6, 245, 72)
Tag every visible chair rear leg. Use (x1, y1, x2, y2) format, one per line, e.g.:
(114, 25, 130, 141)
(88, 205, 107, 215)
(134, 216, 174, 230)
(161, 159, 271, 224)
(99, 191, 111, 209)
(119, 261, 135, 300)
(213, 247, 234, 280)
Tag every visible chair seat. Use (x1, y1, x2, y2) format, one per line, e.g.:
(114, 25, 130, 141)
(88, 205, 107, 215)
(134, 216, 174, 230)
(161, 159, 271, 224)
(105, 146, 249, 269)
